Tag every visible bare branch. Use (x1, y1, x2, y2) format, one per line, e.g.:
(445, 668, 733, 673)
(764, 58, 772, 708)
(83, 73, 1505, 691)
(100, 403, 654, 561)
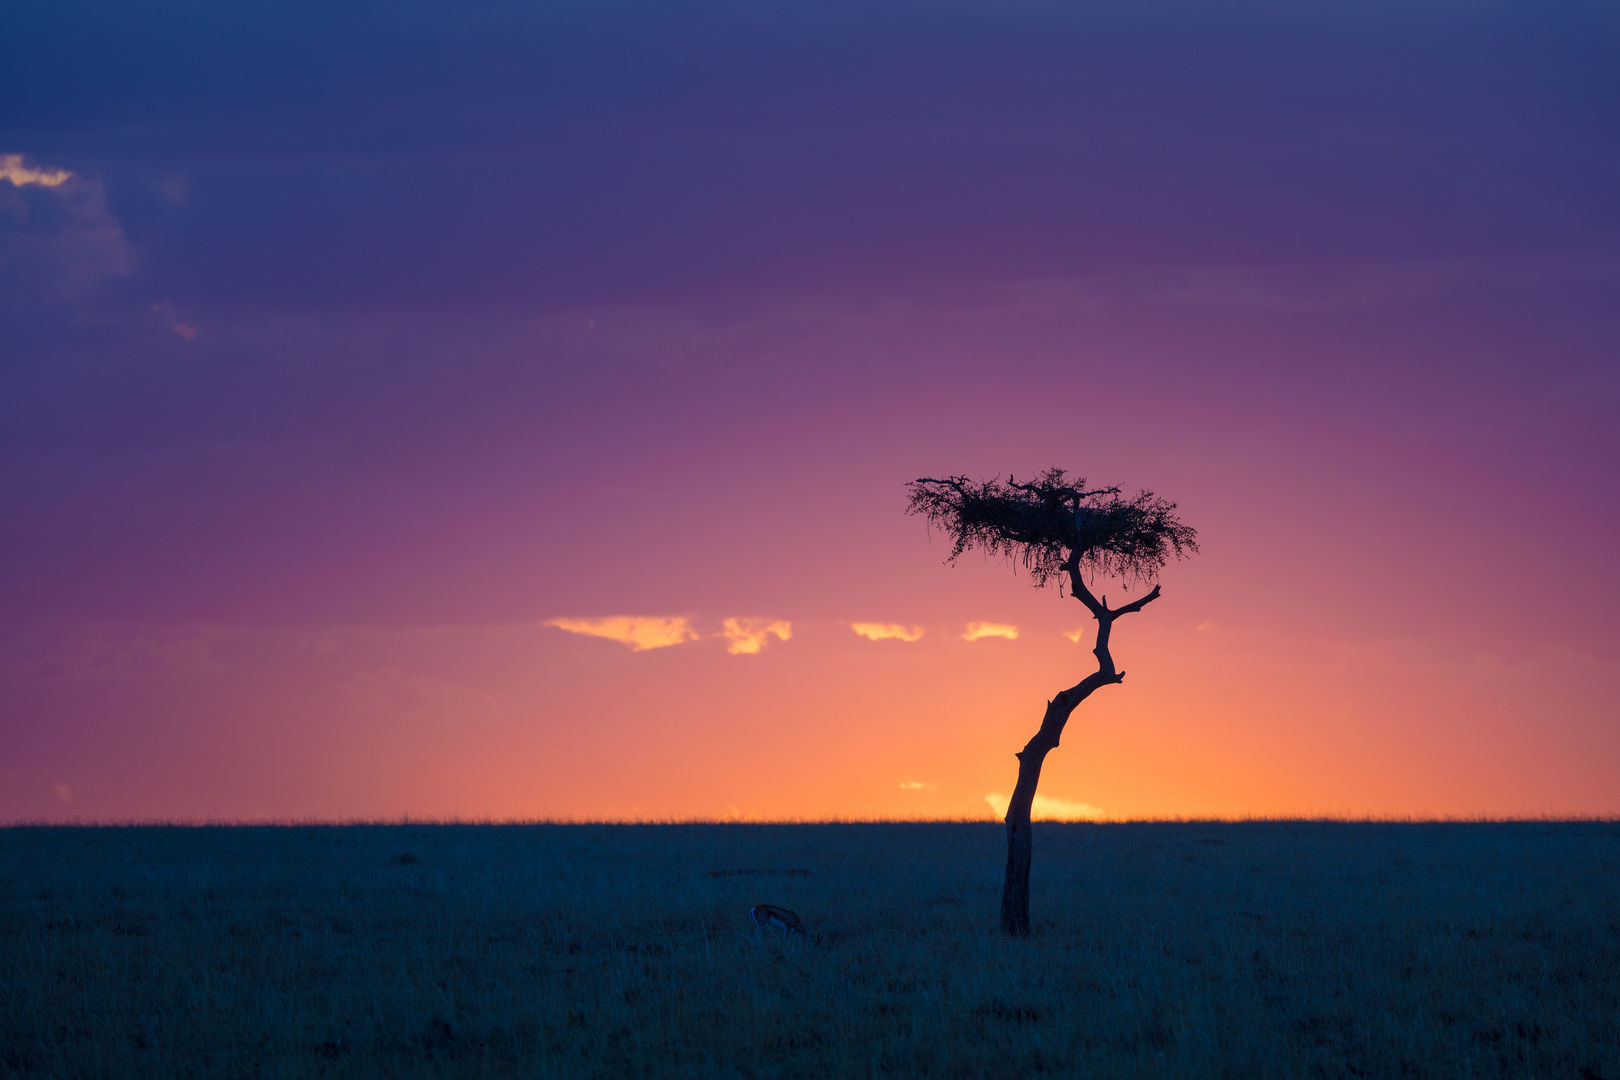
(1108, 584, 1162, 619)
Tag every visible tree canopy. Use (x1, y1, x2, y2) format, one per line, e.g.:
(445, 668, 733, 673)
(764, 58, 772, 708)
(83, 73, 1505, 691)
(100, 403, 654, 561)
(905, 469, 1198, 591)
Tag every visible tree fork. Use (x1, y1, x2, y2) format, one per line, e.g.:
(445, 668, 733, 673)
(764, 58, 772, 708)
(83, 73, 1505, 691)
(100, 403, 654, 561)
(999, 572, 1160, 935)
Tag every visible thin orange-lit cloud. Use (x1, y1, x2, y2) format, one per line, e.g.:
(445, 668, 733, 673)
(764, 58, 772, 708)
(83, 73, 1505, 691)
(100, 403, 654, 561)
(963, 622, 1019, 642)
(850, 622, 925, 642)
(899, 780, 939, 792)
(0, 154, 73, 188)
(150, 301, 197, 340)
(721, 617, 791, 655)
(544, 616, 698, 651)
(983, 793, 1104, 820)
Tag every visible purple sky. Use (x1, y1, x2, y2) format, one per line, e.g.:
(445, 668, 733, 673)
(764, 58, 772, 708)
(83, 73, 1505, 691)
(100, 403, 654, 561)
(2, 0, 1616, 821)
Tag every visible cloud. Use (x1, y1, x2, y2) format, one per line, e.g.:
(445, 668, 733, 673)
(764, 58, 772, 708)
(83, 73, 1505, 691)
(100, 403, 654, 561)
(899, 780, 939, 792)
(1063, 627, 1088, 643)
(0, 621, 233, 682)
(342, 665, 507, 721)
(0, 154, 73, 188)
(963, 622, 1019, 642)
(544, 616, 699, 651)
(0, 155, 130, 300)
(151, 301, 197, 339)
(721, 617, 791, 655)
(152, 174, 187, 207)
(53, 783, 72, 805)
(983, 793, 1104, 820)
(850, 622, 925, 642)
(1166, 261, 1491, 313)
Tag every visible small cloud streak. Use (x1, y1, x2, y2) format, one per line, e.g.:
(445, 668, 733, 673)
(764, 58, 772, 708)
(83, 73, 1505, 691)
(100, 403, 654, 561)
(545, 616, 698, 651)
(721, 617, 792, 655)
(899, 780, 939, 792)
(1063, 627, 1087, 643)
(963, 622, 1019, 642)
(0, 154, 73, 188)
(153, 174, 187, 207)
(0, 621, 232, 682)
(53, 782, 72, 804)
(850, 622, 925, 642)
(984, 793, 1105, 820)
(151, 302, 197, 339)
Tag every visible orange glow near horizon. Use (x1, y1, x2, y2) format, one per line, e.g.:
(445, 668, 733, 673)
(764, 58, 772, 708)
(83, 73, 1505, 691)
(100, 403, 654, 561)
(7, 554, 1614, 823)
(6, 419, 1616, 826)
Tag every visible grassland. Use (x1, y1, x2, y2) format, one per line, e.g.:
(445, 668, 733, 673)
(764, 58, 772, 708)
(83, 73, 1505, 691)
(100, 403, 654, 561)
(1, 821, 1616, 1078)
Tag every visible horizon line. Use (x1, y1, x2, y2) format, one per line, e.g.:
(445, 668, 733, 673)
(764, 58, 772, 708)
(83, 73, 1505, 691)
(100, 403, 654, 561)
(4, 814, 1616, 828)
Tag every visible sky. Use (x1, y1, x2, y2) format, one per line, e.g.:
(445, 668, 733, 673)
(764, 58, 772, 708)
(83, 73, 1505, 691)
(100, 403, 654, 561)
(2, 0, 1616, 822)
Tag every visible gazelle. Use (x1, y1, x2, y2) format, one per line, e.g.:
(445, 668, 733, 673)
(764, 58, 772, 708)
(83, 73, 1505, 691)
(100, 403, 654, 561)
(750, 904, 807, 938)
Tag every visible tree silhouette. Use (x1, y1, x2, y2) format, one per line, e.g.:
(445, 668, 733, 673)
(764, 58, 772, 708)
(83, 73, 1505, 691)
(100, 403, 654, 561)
(906, 469, 1198, 934)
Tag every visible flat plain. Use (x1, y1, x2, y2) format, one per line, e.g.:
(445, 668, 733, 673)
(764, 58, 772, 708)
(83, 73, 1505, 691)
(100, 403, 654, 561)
(1, 821, 1616, 1078)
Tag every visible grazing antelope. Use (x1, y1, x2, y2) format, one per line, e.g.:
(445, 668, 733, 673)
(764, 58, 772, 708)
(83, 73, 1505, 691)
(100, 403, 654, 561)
(750, 904, 807, 938)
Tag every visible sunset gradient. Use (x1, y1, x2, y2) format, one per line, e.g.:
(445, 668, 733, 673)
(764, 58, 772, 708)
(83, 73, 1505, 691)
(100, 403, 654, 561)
(1, 0, 1616, 822)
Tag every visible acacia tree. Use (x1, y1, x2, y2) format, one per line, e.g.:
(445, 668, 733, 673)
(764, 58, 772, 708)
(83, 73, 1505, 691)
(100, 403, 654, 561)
(906, 469, 1198, 935)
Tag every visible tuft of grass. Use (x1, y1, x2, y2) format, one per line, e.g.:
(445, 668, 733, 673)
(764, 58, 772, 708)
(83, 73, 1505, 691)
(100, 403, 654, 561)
(1, 821, 1616, 1077)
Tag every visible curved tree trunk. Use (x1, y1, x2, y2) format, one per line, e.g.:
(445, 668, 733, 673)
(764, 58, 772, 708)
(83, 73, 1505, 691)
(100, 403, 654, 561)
(999, 575, 1161, 935)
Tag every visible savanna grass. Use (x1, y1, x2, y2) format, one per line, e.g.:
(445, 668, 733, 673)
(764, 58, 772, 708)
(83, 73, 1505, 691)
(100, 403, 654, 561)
(2, 821, 1617, 1078)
